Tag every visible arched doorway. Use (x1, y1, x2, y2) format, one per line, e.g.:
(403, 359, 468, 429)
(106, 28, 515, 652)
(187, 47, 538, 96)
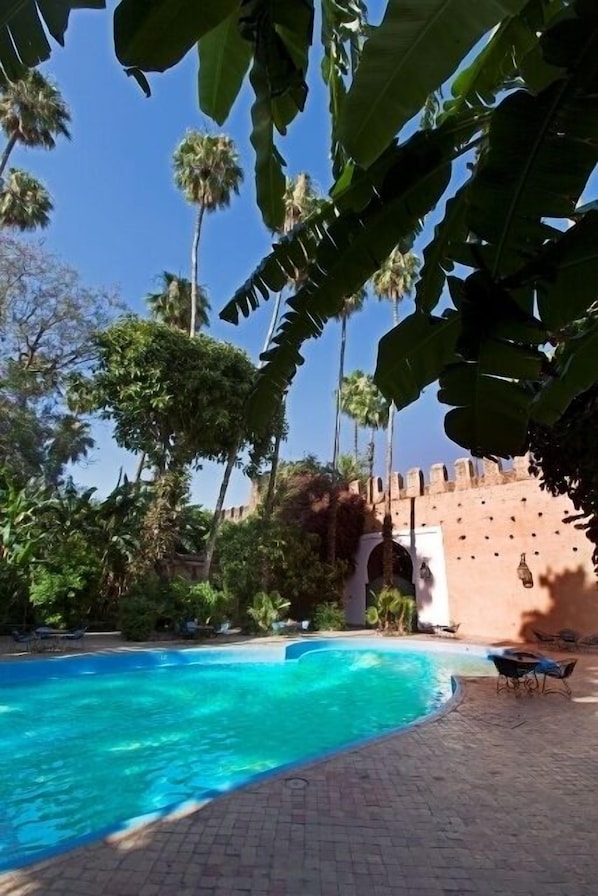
(365, 541, 415, 607)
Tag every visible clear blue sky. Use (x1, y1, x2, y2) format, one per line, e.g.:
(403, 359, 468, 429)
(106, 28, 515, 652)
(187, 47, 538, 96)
(20, 7, 470, 509)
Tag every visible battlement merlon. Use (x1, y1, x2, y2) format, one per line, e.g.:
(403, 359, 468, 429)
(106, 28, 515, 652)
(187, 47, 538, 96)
(223, 456, 533, 517)
(350, 454, 533, 503)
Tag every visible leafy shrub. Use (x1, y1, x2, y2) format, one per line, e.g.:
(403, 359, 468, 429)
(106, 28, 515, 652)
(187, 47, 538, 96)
(119, 576, 161, 641)
(156, 577, 232, 628)
(187, 580, 232, 625)
(216, 517, 348, 623)
(247, 591, 290, 633)
(119, 595, 157, 641)
(29, 533, 102, 628)
(313, 602, 346, 631)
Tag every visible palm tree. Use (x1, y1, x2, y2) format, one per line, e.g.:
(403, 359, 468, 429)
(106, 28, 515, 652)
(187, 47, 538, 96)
(261, 173, 320, 359)
(0, 70, 70, 179)
(0, 168, 52, 230)
(147, 271, 210, 334)
(372, 247, 419, 585)
(173, 132, 243, 338)
(332, 288, 366, 469)
(261, 174, 321, 521)
(341, 370, 389, 477)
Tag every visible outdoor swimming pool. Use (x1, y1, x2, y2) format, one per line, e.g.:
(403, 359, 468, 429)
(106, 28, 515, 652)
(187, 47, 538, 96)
(0, 639, 492, 870)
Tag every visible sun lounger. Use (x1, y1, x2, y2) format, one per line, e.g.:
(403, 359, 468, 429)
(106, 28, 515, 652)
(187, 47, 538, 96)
(532, 629, 560, 647)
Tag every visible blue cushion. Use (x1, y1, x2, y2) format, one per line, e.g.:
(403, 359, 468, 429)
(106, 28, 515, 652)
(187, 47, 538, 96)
(535, 658, 560, 674)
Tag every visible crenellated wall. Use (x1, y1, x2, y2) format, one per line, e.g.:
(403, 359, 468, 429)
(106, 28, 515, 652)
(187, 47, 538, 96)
(359, 456, 597, 642)
(222, 457, 598, 641)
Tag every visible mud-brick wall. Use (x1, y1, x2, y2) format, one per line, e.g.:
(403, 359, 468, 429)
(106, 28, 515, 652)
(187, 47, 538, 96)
(364, 458, 598, 642)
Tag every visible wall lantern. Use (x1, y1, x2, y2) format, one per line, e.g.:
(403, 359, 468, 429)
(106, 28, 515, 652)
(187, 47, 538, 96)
(419, 560, 433, 581)
(517, 553, 534, 588)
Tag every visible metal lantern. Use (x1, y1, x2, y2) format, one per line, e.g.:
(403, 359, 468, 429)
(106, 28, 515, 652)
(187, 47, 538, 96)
(517, 553, 534, 588)
(420, 560, 432, 581)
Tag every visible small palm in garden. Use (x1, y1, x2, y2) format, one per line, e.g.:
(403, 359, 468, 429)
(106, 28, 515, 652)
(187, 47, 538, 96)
(247, 591, 290, 633)
(366, 587, 416, 635)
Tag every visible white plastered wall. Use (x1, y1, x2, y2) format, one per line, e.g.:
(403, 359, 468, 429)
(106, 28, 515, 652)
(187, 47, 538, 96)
(343, 526, 451, 627)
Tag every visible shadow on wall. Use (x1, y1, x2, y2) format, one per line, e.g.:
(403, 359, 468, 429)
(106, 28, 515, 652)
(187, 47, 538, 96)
(519, 565, 598, 641)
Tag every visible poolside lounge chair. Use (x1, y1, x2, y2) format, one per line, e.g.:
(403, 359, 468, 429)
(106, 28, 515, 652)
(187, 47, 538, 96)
(556, 629, 581, 650)
(11, 630, 37, 652)
(532, 628, 560, 647)
(536, 658, 578, 697)
(61, 627, 87, 648)
(579, 633, 598, 650)
(179, 620, 216, 639)
(434, 623, 460, 638)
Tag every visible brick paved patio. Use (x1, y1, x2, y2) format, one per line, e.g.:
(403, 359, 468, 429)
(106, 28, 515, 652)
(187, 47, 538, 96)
(1, 639, 597, 896)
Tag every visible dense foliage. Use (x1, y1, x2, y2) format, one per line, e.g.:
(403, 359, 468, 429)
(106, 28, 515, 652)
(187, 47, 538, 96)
(529, 382, 598, 573)
(0, 236, 120, 484)
(215, 515, 346, 623)
(69, 317, 270, 474)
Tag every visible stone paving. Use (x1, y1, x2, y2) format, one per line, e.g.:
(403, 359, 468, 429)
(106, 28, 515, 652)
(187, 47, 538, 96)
(1, 638, 597, 896)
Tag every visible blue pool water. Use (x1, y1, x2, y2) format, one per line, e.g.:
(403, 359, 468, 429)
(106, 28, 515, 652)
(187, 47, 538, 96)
(0, 639, 492, 870)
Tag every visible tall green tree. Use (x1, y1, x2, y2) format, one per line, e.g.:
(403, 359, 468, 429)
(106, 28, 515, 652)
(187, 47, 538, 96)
(332, 288, 366, 469)
(0, 236, 120, 483)
(261, 173, 320, 359)
(261, 173, 320, 521)
(146, 270, 210, 334)
(372, 247, 419, 586)
(0, 70, 70, 178)
(340, 370, 389, 478)
(5, 1, 598, 463)
(173, 132, 243, 338)
(0, 168, 52, 230)
(69, 317, 279, 580)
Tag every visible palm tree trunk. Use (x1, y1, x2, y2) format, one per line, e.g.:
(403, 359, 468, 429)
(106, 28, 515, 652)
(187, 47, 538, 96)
(383, 296, 400, 589)
(134, 451, 146, 484)
(203, 444, 237, 581)
(327, 488, 338, 565)
(262, 404, 284, 521)
(333, 314, 347, 468)
(190, 203, 206, 338)
(386, 402, 395, 517)
(0, 133, 18, 179)
(261, 289, 284, 358)
(367, 426, 375, 479)
(354, 421, 359, 462)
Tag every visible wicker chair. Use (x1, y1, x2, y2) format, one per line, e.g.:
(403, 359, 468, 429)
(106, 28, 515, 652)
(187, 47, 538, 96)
(536, 658, 578, 697)
(489, 654, 539, 695)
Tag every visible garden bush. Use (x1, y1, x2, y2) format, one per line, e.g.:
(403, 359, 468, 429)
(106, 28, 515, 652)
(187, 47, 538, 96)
(216, 517, 347, 623)
(313, 602, 346, 631)
(247, 591, 290, 633)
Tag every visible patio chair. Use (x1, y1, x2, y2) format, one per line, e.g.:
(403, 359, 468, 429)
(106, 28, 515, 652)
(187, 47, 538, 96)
(536, 658, 578, 697)
(489, 654, 539, 695)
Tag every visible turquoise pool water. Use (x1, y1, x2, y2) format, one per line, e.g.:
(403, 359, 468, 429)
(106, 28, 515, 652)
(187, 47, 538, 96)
(0, 640, 491, 870)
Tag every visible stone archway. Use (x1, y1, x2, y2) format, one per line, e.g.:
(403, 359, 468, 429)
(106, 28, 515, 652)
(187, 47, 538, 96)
(367, 541, 413, 583)
(365, 541, 415, 608)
